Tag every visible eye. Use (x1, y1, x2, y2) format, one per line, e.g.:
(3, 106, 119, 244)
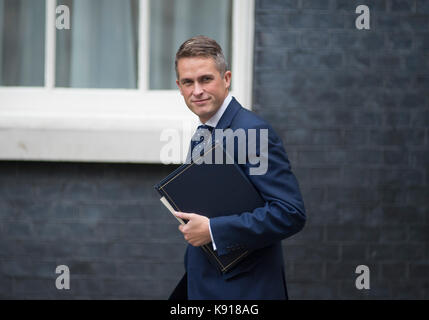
(202, 76, 212, 82)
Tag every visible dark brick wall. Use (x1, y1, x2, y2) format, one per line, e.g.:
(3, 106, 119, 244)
(0, 162, 184, 299)
(1, 0, 428, 299)
(253, 0, 429, 299)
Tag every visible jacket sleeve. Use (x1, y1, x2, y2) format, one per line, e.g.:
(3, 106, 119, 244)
(209, 122, 306, 256)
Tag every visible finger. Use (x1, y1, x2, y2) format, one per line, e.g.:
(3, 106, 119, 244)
(175, 211, 193, 220)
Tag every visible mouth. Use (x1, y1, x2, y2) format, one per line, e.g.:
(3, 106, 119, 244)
(192, 98, 210, 106)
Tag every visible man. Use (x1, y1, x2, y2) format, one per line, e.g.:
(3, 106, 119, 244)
(172, 36, 305, 300)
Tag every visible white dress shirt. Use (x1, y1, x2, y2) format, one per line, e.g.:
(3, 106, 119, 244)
(197, 93, 232, 251)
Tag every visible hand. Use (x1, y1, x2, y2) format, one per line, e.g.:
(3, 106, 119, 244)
(174, 211, 211, 247)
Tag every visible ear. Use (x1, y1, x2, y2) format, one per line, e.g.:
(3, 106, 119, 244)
(223, 71, 232, 90)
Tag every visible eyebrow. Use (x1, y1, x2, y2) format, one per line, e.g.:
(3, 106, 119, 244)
(180, 74, 214, 83)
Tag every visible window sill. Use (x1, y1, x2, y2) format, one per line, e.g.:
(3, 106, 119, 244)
(0, 88, 246, 164)
(0, 89, 199, 164)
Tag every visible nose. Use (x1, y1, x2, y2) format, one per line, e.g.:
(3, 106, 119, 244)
(192, 82, 204, 96)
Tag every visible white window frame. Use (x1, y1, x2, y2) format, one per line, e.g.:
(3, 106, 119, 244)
(0, 0, 254, 164)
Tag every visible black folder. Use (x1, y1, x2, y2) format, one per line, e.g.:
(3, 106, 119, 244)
(154, 143, 265, 273)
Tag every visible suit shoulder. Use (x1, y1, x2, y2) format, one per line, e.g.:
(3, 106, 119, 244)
(232, 106, 274, 131)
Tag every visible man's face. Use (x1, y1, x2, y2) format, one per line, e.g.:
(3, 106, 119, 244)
(176, 57, 231, 123)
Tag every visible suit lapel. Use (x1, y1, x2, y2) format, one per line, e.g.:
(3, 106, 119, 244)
(214, 97, 242, 131)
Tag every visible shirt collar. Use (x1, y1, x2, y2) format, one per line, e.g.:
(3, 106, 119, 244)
(199, 93, 232, 128)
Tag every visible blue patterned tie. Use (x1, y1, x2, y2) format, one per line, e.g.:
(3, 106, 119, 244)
(190, 124, 214, 160)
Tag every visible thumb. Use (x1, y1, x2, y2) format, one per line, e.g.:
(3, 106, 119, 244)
(175, 211, 193, 220)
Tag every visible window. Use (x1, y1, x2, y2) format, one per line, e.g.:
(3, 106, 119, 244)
(0, 0, 45, 86)
(0, 0, 254, 163)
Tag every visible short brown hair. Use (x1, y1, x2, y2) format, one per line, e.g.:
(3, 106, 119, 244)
(175, 35, 228, 79)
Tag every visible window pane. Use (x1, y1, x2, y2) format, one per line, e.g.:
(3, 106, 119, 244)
(56, 0, 139, 89)
(149, 0, 232, 90)
(0, 0, 45, 86)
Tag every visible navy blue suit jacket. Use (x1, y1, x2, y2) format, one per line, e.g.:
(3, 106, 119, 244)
(179, 97, 306, 300)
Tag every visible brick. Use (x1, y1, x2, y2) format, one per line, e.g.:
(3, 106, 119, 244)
(383, 149, 409, 165)
(287, 281, 339, 299)
(386, 32, 414, 50)
(375, 54, 402, 69)
(380, 263, 408, 279)
(368, 244, 425, 261)
(380, 205, 425, 225)
(384, 111, 411, 126)
(255, 70, 301, 89)
(356, 112, 383, 126)
(339, 129, 368, 148)
(288, 50, 338, 68)
(368, 129, 426, 146)
(325, 186, 379, 203)
(333, 33, 386, 50)
(78, 203, 151, 221)
(3, 221, 34, 239)
(300, 31, 331, 48)
(116, 262, 184, 280)
(68, 277, 105, 297)
(283, 244, 340, 262)
(340, 244, 367, 261)
(1, 180, 35, 200)
(282, 128, 313, 145)
(409, 226, 429, 242)
(405, 15, 429, 31)
(378, 226, 408, 242)
(384, 73, 414, 89)
(288, 13, 344, 29)
(255, 13, 288, 29)
(415, 74, 429, 88)
(0, 277, 13, 298)
(375, 14, 429, 32)
(312, 129, 343, 145)
(254, 50, 286, 69)
(255, 31, 298, 48)
(302, 0, 331, 10)
(1, 260, 54, 278)
(409, 263, 429, 279)
(391, 281, 426, 299)
(294, 167, 341, 186)
(417, 1, 429, 13)
(391, 0, 415, 12)
(332, 110, 355, 125)
(305, 204, 344, 226)
(335, 0, 387, 12)
(285, 225, 324, 243)
(12, 277, 58, 295)
(345, 52, 373, 70)
(407, 187, 429, 205)
(405, 54, 429, 72)
(410, 150, 429, 166)
(355, 72, 384, 88)
(326, 226, 380, 242)
(411, 110, 429, 127)
(292, 262, 324, 281)
(110, 243, 185, 263)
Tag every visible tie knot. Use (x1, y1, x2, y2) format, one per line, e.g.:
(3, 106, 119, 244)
(197, 124, 213, 132)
